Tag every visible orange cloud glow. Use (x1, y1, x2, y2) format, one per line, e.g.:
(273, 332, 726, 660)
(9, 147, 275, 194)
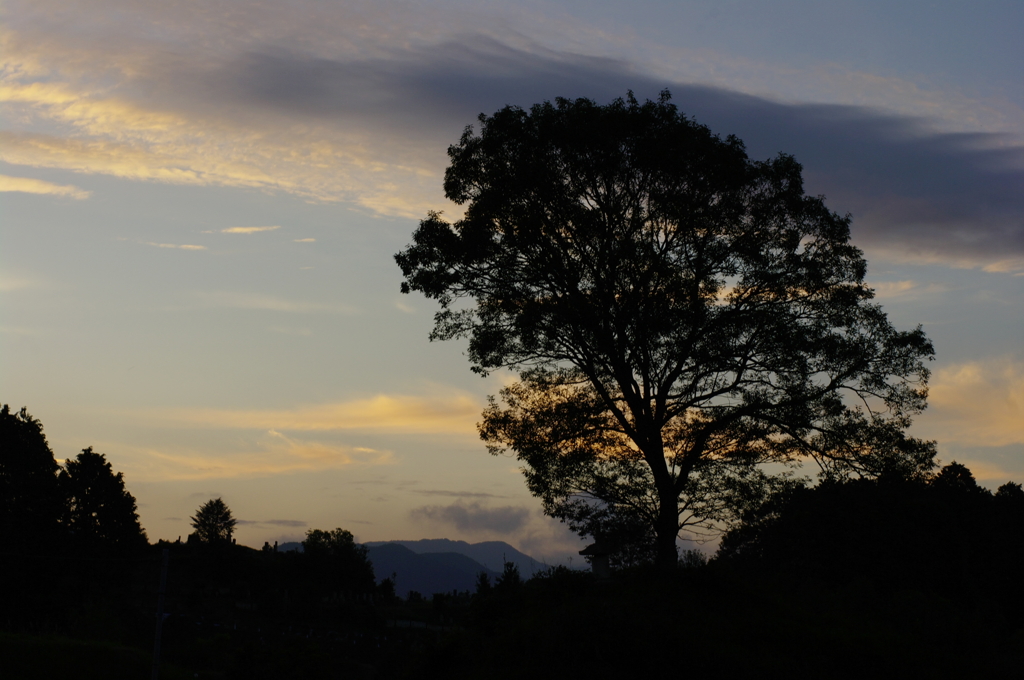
(919, 357, 1024, 447)
(0, 173, 91, 199)
(118, 431, 394, 481)
(151, 392, 483, 435)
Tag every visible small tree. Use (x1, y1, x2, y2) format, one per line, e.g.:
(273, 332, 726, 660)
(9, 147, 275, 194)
(475, 571, 492, 596)
(60, 447, 147, 549)
(190, 497, 236, 544)
(495, 560, 522, 593)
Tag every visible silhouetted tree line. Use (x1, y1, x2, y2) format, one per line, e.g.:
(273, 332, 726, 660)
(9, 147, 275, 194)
(406, 463, 1024, 679)
(718, 462, 1024, 621)
(0, 405, 403, 677)
(413, 466, 1024, 679)
(1, 405, 148, 555)
(5, 402, 1023, 678)
(1, 405, 149, 638)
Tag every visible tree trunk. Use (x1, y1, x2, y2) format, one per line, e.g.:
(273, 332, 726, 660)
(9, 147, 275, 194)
(654, 485, 679, 568)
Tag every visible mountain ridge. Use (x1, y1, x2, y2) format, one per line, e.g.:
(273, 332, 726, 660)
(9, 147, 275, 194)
(363, 538, 551, 578)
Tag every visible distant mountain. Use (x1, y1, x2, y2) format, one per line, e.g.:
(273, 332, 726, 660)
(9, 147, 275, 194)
(365, 543, 499, 597)
(270, 538, 552, 597)
(363, 538, 551, 578)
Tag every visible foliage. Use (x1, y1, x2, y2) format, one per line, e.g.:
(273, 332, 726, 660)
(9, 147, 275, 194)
(59, 447, 147, 550)
(301, 527, 363, 558)
(0, 404, 64, 548)
(190, 497, 237, 544)
(475, 572, 492, 596)
(494, 561, 522, 593)
(301, 527, 376, 593)
(396, 92, 935, 565)
(717, 462, 1024, 615)
(422, 561, 1024, 680)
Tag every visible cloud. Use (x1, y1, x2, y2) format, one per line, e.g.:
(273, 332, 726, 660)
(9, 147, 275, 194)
(146, 242, 206, 250)
(918, 356, 1024, 447)
(410, 489, 505, 499)
(869, 280, 918, 298)
(642, 89, 1024, 271)
(221, 225, 280, 234)
(868, 280, 947, 300)
(3, 1, 1021, 265)
(0, 274, 41, 292)
(411, 501, 531, 534)
(293, 238, 315, 242)
(953, 459, 1019, 484)
(153, 391, 482, 435)
(0, 173, 91, 199)
(983, 259, 1024, 275)
(193, 291, 356, 314)
(236, 518, 306, 528)
(123, 430, 393, 481)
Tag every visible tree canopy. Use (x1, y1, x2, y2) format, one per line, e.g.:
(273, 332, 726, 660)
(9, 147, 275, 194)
(190, 497, 237, 544)
(60, 447, 147, 550)
(718, 462, 1024, 609)
(0, 404, 64, 548)
(396, 92, 935, 566)
(301, 527, 376, 593)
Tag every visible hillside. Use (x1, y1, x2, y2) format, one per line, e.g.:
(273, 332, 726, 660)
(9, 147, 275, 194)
(364, 539, 551, 578)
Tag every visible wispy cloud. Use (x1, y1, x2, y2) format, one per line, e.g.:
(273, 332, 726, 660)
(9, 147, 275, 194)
(146, 242, 206, 250)
(410, 489, 506, 499)
(194, 291, 356, 314)
(293, 238, 315, 243)
(0, 173, 90, 199)
(0, 274, 41, 292)
(237, 518, 307, 528)
(221, 225, 280, 234)
(868, 280, 947, 300)
(953, 459, 1021, 484)
(918, 356, 1024, 447)
(982, 259, 1024, 275)
(122, 430, 393, 481)
(3, 0, 1021, 265)
(152, 392, 482, 435)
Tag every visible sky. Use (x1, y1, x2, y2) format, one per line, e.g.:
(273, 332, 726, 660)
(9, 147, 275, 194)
(1, 0, 1022, 564)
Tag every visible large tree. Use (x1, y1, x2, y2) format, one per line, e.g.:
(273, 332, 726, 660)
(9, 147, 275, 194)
(60, 447, 147, 550)
(395, 92, 935, 566)
(0, 404, 64, 549)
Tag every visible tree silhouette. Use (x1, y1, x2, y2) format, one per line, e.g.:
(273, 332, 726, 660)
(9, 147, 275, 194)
(930, 460, 985, 495)
(396, 92, 935, 566)
(494, 560, 522, 593)
(190, 497, 236, 544)
(59, 447, 147, 550)
(301, 527, 376, 594)
(719, 461, 1024, 614)
(0, 404, 64, 549)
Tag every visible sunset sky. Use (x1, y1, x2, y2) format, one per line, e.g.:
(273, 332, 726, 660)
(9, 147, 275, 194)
(2, 0, 1021, 564)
